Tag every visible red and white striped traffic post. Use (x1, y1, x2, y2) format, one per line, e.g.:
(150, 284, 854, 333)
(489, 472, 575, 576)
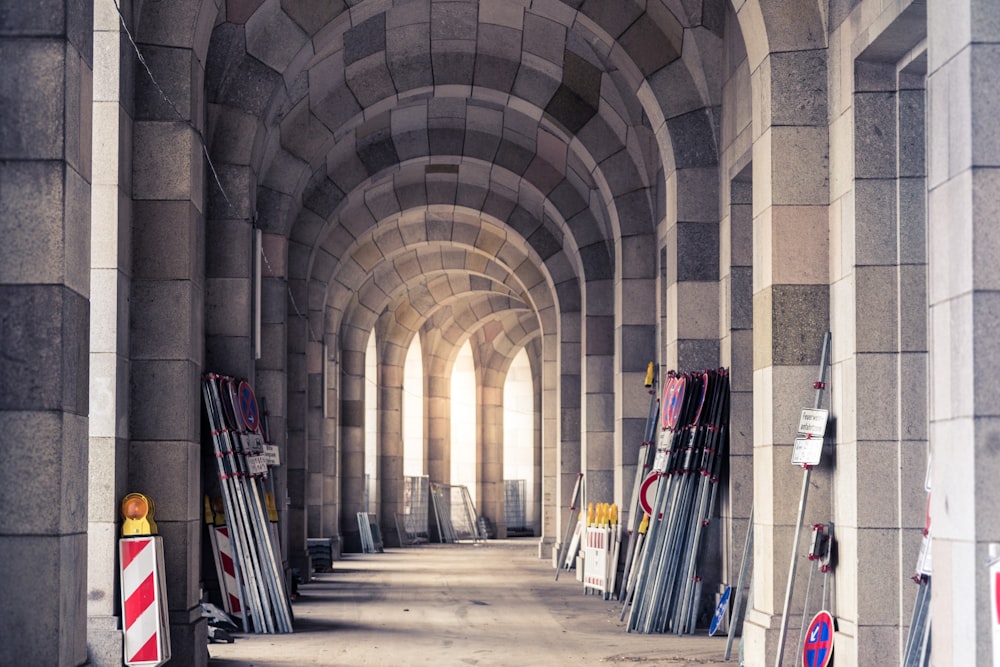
(119, 493, 171, 666)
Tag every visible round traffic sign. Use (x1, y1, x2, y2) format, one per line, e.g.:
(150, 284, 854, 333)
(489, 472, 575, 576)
(709, 585, 731, 636)
(238, 380, 260, 433)
(662, 375, 687, 430)
(639, 472, 658, 516)
(801, 610, 835, 667)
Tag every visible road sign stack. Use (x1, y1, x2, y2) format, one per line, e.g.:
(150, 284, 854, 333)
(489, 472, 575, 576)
(202, 374, 293, 634)
(623, 368, 730, 634)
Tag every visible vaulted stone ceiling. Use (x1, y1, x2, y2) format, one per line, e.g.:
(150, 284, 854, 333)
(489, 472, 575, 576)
(204, 0, 722, 372)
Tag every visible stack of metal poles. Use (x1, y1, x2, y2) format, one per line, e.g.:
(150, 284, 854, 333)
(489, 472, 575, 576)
(202, 374, 293, 633)
(625, 368, 730, 634)
(618, 363, 660, 601)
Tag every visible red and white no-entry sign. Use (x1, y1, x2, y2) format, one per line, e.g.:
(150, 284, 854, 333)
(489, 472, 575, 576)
(120, 536, 171, 666)
(639, 472, 658, 516)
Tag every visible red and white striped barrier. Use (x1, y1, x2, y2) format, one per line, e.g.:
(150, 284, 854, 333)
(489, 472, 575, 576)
(120, 536, 171, 666)
(212, 525, 245, 619)
(584, 525, 610, 595)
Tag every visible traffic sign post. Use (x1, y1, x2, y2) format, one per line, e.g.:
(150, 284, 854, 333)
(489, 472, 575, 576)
(775, 332, 831, 667)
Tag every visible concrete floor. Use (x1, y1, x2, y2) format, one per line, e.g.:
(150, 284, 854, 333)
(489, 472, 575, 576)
(206, 539, 739, 666)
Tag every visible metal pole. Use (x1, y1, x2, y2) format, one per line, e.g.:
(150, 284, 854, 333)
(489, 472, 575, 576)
(774, 332, 831, 667)
(725, 504, 753, 659)
(555, 473, 583, 580)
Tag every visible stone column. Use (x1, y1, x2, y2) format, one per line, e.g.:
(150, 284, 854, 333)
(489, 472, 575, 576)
(538, 331, 559, 557)
(663, 165, 721, 372)
(926, 2, 1000, 663)
(582, 281, 615, 509)
(426, 350, 452, 486)
(88, 0, 130, 662)
(614, 232, 657, 533)
(741, 47, 831, 666)
(0, 3, 92, 665)
(338, 328, 367, 553)
(720, 172, 754, 589)
(476, 341, 506, 537)
(258, 233, 290, 566)
(378, 347, 405, 548)
(555, 306, 582, 558)
(128, 0, 212, 657)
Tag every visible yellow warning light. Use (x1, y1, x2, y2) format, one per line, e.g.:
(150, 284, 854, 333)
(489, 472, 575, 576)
(121, 493, 158, 536)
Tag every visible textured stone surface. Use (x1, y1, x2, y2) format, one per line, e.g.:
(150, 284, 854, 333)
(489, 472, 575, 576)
(0, 286, 89, 414)
(0, 40, 66, 159)
(0, 534, 88, 666)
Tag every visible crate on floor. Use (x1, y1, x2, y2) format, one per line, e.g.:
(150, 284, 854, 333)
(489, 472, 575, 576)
(308, 537, 334, 572)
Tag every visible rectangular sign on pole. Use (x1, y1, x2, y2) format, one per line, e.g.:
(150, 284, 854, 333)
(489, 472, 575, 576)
(791, 436, 823, 466)
(797, 408, 829, 437)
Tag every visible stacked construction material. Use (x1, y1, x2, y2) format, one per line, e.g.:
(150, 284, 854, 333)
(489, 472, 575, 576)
(624, 368, 730, 635)
(357, 512, 384, 553)
(430, 483, 484, 543)
(617, 363, 660, 600)
(202, 374, 293, 633)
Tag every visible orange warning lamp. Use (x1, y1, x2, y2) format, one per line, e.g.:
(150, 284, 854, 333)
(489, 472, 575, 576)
(121, 493, 158, 536)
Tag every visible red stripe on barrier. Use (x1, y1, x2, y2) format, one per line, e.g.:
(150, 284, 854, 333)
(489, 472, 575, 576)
(130, 630, 161, 662)
(120, 538, 150, 571)
(220, 550, 236, 576)
(125, 572, 156, 630)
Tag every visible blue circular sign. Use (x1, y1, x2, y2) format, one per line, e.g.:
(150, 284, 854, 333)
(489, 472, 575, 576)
(802, 610, 835, 667)
(238, 380, 259, 432)
(709, 585, 731, 636)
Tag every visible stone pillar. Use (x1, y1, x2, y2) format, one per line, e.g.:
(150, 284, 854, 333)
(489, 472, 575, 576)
(338, 330, 367, 554)
(556, 306, 582, 556)
(128, 0, 212, 657)
(0, 3, 92, 665)
(582, 281, 615, 509)
(88, 0, 130, 662)
(663, 165, 721, 372)
(284, 266, 309, 572)
(378, 348, 405, 548)
(426, 355, 451, 486)
(614, 231, 657, 531)
(258, 233, 290, 568)
(478, 350, 506, 537)
(926, 2, 1000, 663)
(319, 333, 340, 545)
(741, 47, 831, 666)
(720, 172, 754, 589)
(538, 331, 559, 557)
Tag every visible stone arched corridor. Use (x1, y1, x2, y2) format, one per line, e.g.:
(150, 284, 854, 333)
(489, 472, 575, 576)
(1, 0, 997, 665)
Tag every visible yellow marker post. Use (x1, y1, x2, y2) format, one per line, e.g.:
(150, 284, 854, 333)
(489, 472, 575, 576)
(121, 492, 158, 536)
(119, 493, 171, 665)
